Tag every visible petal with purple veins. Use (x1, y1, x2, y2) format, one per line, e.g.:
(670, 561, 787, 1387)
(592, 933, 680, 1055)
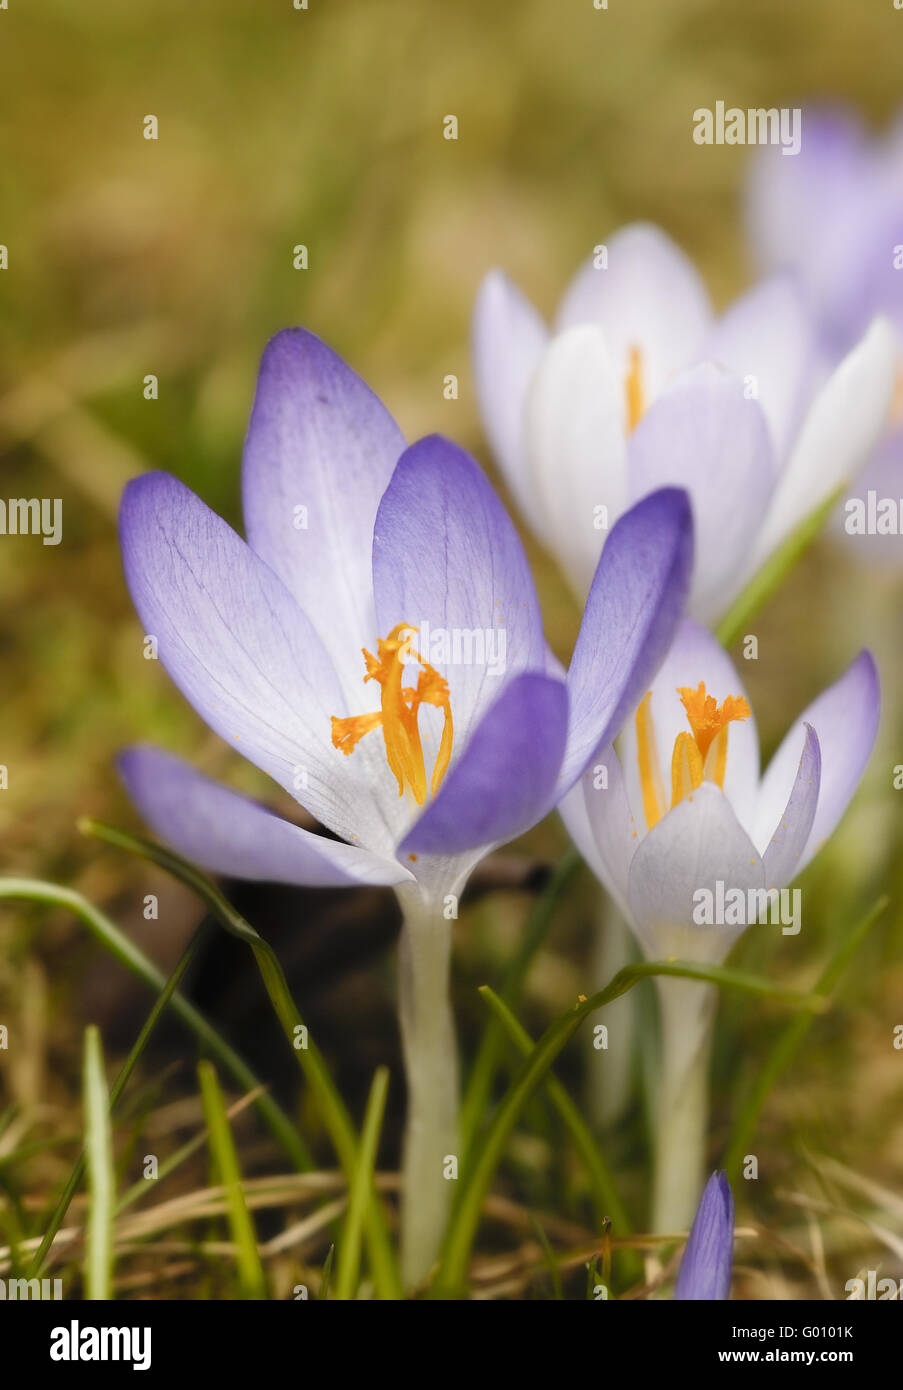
(119, 746, 413, 888)
(560, 487, 694, 791)
(760, 724, 821, 888)
(401, 673, 568, 857)
(119, 471, 396, 853)
(674, 1171, 734, 1301)
(372, 435, 546, 749)
(754, 652, 879, 876)
(242, 329, 406, 694)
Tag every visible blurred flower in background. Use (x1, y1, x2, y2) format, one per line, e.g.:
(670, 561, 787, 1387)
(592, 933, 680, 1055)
(748, 106, 903, 567)
(473, 222, 895, 618)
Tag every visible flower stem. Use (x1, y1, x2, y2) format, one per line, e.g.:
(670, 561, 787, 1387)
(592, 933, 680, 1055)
(651, 977, 716, 1234)
(585, 899, 638, 1129)
(395, 884, 458, 1288)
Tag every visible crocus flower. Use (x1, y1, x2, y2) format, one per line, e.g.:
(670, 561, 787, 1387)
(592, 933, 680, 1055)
(747, 106, 903, 564)
(674, 1171, 734, 1301)
(746, 105, 903, 360)
(560, 618, 879, 1230)
(117, 328, 694, 1285)
(473, 222, 895, 618)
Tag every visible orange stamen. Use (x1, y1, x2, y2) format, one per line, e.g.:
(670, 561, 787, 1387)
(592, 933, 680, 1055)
(676, 683, 750, 770)
(625, 344, 645, 433)
(330, 622, 454, 806)
(635, 680, 750, 824)
(636, 691, 666, 831)
(670, 730, 704, 807)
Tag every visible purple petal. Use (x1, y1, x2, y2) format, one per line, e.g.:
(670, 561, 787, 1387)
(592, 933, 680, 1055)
(745, 106, 874, 351)
(674, 1171, 734, 1300)
(119, 747, 412, 888)
(472, 270, 549, 536)
(628, 365, 776, 623)
(118, 471, 371, 849)
(560, 488, 694, 790)
(754, 652, 880, 876)
(242, 329, 406, 690)
(746, 103, 903, 354)
(761, 724, 821, 888)
(838, 421, 903, 568)
(372, 434, 546, 745)
(400, 673, 568, 856)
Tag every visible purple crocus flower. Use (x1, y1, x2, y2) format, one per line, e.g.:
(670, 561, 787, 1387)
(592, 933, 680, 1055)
(561, 618, 879, 1231)
(117, 328, 693, 1285)
(674, 1171, 734, 1301)
(747, 106, 903, 564)
(473, 222, 895, 617)
(747, 105, 903, 360)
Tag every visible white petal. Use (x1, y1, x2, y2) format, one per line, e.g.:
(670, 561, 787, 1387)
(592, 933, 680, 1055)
(627, 364, 777, 623)
(626, 783, 766, 965)
(472, 270, 549, 536)
(574, 745, 638, 920)
(702, 274, 818, 461)
(554, 222, 713, 401)
(760, 724, 821, 888)
(524, 324, 629, 594)
(748, 316, 897, 571)
(754, 653, 879, 876)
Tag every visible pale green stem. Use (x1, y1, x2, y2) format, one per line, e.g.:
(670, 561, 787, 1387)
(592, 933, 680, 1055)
(651, 976, 716, 1234)
(395, 883, 458, 1288)
(585, 898, 638, 1129)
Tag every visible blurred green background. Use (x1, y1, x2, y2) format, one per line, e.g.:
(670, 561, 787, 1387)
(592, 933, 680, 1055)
(1, 0, 903, 1298)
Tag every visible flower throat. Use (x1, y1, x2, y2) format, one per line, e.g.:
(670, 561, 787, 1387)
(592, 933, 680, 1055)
(636, 681, 750, 831)
(331, 623, 453, 806)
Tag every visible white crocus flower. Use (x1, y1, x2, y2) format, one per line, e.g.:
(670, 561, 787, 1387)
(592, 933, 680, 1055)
(473, 222, 896, 621)
(560, 619, 880, 1232)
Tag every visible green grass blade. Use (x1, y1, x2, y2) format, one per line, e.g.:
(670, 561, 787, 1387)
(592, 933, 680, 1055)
(460, 848, 582, 1159)
(0, 877, 310, 1181)
(529, 1214, 563, 1299)
(26, 914, 208, 1276)
(320, 1244, 335, 1301)
(480, 986, 631, 1235)
(479, 985, 643, 1285)
(725, 895, 888, 1180)
(80, 818, 403, 1301)
(334, 1066, 390, 1301)
(436, 957, 824, 1296)
(716, 485, 843, 649)
(82, 1026, 115, 1300)
(198, 1060, 268, 1299)
(116, 1087, 262, 1214)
